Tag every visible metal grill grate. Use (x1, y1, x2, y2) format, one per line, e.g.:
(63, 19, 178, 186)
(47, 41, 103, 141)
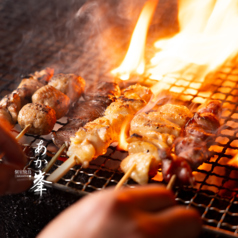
(1, 0, 238, 237)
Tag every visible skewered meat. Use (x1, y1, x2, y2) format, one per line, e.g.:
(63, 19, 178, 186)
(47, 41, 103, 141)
(121, 104, 193, 184)
(32, 85, 70, 119)
(162, 100, 222, 185)
(0, 68, 54, 129)
(0, 92, 21, 124)
(17, 79, 45, 106)
(52, 82, 121, 148)
(67, 84, 152, 168)
(18, 103, 56, 135)
(121, 153, 159, 185)
(16, 68, 54, 106)
(130, 104, 193, 146)
(161, 155, 194, 185)
(29, 67, 54, 85)
(48, 74, 85, 103)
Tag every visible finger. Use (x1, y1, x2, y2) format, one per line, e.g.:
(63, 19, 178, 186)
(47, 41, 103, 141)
(115, 184, 176, 212)
(0, 164, 32, 195)
(139, 206, 202, 238)
(0, 119, 27, 166)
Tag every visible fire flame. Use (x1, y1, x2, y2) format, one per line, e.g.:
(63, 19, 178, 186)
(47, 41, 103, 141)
(117, 117, 132, 151)
(149, 0, 238, 82)
(111, 0, 159, 80)
(111, 0, 238, 94)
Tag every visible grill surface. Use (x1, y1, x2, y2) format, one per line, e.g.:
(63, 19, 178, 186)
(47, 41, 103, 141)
(1, 0, 238, 237)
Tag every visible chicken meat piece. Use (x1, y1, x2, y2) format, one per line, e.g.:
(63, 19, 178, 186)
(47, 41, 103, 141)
(17, 79, 45, 106)
(128, 141, 160, 162)
(48, 74, 85, 103)
(130, 104, 192, 146)
(0, 91, 21, 124)
(121, 153, 159, 185)
(130, 112, 181, 140)
(164, 100, 222, 185)
(32, 85, 70, 119)
(157, 104, 193, 127)
(18, 103, 56, 135)
(15, 68, 54, 106)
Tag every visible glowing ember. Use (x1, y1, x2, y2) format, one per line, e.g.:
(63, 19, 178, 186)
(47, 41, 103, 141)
(111, 0, 159, 80)
(228, 152, 238, 167)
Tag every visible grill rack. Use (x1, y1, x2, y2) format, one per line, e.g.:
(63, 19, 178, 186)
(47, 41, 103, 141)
(1, 0, 238, 237)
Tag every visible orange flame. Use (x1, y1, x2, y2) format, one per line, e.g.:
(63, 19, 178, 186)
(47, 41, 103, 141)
(117, 118, 132, 151)
(111, 0, 159, 80)
(111, 0, 238, 96)
(149, 0, 238, 83)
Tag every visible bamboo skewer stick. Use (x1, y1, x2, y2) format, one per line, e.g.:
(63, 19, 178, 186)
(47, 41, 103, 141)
(0, 124, 31, 161)
(43, 143, 66, 173)
(115, 163, 137, 190)
(15, 124, 31, 140)
(47, 154, 77, 183)
(166, 174, 176, 190)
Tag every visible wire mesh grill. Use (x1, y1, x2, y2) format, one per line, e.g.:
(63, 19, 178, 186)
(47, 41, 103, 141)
(1, 0, 238, 236)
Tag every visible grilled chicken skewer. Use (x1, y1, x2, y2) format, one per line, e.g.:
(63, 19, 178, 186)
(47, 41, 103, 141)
(120, 100, 221, 186)
(162, 100, 222, 185)
(17, 74, 85, 136)
(0, 68, 54, 128)
(47, 84, 152, 182)
(120, 104, 193, 185)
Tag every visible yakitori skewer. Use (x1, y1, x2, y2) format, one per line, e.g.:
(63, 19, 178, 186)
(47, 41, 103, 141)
(47, 84, 153, 183)
(119, 104, 193, 185)
(17, 73, 85, 137)
(118, 100, 222, 187)
(0, 68, 54, 129)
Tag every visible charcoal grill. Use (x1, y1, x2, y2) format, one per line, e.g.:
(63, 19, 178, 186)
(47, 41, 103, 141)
(1, 0, 238, 237)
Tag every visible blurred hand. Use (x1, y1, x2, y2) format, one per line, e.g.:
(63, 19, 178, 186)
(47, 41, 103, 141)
(0, 119, 31, 195)
(38, 185, 202, 238)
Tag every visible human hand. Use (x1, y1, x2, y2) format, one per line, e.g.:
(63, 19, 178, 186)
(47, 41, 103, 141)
(38, 185, 202, 238)
(0, 119, 31, 195)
